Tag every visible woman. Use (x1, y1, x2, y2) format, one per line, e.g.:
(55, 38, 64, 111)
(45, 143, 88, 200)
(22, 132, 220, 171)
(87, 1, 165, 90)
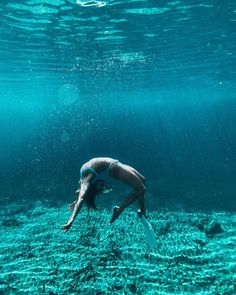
(61, 157, 146, 233)
(68, 179, 112, 212)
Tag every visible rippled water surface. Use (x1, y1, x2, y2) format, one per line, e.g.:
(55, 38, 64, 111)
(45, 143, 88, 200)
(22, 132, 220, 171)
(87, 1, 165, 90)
(0, 0, 235, 91)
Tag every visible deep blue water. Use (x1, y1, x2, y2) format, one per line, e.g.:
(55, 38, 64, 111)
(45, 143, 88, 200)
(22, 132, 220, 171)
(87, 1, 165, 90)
(0, 0, 235, 210)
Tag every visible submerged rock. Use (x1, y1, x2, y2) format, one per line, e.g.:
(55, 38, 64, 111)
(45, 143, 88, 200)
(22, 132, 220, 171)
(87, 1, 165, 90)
(193, 239, 207, 247)
(205, 221, 223, 235)
(196, 217, 210, 232)
(2, 217, 22, 227)
(197, 219, 223, 236)
(158, 222, 171, 235)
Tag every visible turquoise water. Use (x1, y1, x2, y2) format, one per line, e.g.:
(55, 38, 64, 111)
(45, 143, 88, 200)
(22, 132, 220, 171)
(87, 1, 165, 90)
(0, 1, 236, 294)
(1, 0, 235, 210)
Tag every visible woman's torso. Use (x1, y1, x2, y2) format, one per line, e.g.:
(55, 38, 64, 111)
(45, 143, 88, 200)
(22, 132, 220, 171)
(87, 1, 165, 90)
(84, 157, 116, 172)
(80, 157, 119, 181)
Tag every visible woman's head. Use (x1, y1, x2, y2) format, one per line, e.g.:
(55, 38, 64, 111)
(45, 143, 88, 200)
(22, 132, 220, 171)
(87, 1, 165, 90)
(83, 179, 112, 211)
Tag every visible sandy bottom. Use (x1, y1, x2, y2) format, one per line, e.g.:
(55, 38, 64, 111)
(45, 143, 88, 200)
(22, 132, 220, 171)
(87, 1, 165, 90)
(0, 202, 235, 294)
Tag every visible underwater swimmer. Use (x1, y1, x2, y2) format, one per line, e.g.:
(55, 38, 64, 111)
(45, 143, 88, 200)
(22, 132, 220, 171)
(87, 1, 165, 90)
(61, 157, 146, 232)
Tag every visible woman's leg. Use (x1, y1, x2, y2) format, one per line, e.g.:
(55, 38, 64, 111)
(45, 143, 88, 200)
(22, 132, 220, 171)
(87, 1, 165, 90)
(131, 169, 146, 184)
(110, 164, 146, 222)
(119, 164, 145, 184)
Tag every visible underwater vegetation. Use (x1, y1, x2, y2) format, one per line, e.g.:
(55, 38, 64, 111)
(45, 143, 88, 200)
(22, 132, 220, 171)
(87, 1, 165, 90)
(0, 202, 235, 294)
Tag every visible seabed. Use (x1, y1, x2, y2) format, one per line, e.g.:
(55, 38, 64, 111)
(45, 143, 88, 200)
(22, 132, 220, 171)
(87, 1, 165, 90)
(0, 202, 235, 294)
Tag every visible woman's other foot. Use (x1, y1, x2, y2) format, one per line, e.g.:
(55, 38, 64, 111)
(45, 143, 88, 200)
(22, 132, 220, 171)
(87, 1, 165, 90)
(110, 206, 121, 223)
(137, 209, 147, 218)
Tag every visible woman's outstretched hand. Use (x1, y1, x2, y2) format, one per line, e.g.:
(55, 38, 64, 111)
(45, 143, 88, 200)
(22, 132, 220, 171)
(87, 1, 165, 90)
(61, 222, 72, 233)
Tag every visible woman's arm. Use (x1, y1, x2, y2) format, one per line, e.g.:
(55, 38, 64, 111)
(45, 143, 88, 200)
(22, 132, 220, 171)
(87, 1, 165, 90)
(61, 177, 92, 233)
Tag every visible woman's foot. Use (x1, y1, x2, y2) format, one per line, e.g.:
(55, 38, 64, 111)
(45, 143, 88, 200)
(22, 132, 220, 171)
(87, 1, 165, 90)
(137, 209, 147, 218)
(110, 206, 121, 223)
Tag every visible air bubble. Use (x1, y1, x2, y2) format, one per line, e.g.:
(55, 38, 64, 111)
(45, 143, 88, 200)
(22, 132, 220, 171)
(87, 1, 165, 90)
(60, 131, 70, 143)
(58, 84, 78, 105)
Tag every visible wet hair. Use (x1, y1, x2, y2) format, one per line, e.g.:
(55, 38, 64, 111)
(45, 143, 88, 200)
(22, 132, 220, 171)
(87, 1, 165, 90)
(84, 179, 107, 212)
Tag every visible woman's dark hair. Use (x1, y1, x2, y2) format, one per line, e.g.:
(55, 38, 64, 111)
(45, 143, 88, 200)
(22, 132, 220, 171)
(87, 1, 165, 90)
(84, 179, 107, 211)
